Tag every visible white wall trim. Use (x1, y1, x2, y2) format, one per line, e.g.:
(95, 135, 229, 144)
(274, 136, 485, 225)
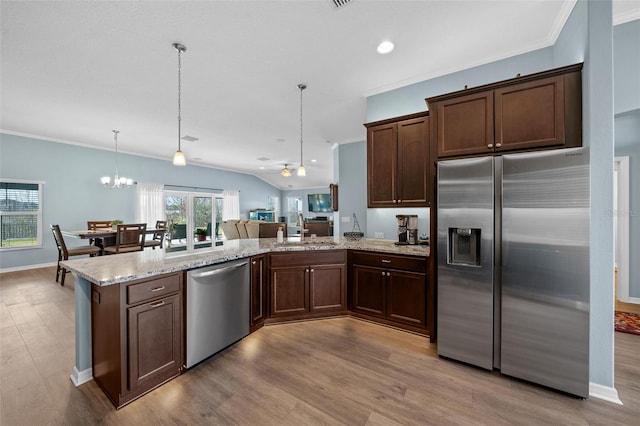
(70, 367, 93, 387)
(614, 157, 631, 302)
(0, 262, 56, 274)
(626, 296, 640, 304)
(589, 382, 623, 405)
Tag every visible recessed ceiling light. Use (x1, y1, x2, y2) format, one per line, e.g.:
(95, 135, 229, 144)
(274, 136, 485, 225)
(377, 40, 394, 55)
(259, 166, 265, 170)
(311, 159, 317, 163)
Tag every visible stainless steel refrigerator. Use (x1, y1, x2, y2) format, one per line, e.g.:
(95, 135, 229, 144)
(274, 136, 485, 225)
(436, 147, 590, 398)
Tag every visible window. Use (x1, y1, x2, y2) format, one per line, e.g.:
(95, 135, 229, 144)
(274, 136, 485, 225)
(164, 190, 220, 253)
(0, 180, 43, 249)
(286, 196, 303, 226)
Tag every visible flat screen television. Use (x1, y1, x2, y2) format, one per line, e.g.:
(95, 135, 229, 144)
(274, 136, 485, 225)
(308, 193, 333, 213)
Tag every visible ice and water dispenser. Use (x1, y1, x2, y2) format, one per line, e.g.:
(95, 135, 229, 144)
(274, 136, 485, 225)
(448, 227, 481, 266)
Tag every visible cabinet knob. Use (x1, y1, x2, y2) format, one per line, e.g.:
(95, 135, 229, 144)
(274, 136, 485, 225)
(495, 143, 502, 148)
(393, 200, 397, 204)
(487, 143, 494, 149)
(381, 271, 386, 276)
(310, 269, 314, 273)
(386, 272, 391, 277)
(252, 260, 256, 265)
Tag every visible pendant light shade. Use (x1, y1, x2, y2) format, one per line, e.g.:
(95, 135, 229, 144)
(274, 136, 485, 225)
(296, 83, 307, 177)
(173, 149, 186, 166)
(173, 43, 187, 166)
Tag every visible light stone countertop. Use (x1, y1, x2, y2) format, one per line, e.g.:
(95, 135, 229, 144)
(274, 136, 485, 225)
(60, 237, 429, 286)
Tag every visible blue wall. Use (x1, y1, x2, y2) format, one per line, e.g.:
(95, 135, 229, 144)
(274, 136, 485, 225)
(614, 20, 640, 114)
(335, 141, 367, 238)
(0, 133, 281, 270)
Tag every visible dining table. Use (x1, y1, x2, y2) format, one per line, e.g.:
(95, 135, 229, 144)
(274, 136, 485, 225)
(62, 228, 159, 240)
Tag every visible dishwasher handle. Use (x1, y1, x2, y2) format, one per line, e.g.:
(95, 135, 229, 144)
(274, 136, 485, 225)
(190, 261, 248, 279)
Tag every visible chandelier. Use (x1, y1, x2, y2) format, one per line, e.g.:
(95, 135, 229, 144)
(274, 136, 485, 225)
(101, 130, 134, 189)
(172, 43, 187, 166)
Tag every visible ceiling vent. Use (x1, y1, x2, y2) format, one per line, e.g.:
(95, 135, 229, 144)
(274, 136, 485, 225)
(330, 0, 353, 9)
(181, 135, 199, 142)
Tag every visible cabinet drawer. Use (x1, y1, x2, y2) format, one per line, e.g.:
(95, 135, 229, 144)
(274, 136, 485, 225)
(127, 273, 182, 305)
(351, 251, 426, 273)
(270, 250, 346, 268)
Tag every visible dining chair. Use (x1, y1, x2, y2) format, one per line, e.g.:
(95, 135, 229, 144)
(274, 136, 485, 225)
(103, 223, 147, 254)
(50, 224, 101, 286)
(87, 220, 114, 251)
(144, 220, 167, 249)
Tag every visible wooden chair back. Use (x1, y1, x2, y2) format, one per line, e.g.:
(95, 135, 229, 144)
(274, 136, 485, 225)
(50, 224, 68, 258)
(87, 221, 112, 230)
(144, 220, 167, 249)
(50, 224, 101, 285)
(109, 223, 146, 253)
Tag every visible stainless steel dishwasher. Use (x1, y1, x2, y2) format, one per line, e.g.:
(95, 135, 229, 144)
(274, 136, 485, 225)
(186, 259, 249, 368)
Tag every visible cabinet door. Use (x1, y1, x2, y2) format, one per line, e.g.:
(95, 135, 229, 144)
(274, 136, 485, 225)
(270, 266, 309, 317)
(435, 91, 494, 158)
(127, 292, 182, 391)
(250, 255, 267, 326)
(352, 265, 386, 318)
(494, 75, 565, 152)
(367, 122, 397, 207)
(387, 270, 426, 328)
(397, 116, 429, 206)
(310, 263, 346, 313)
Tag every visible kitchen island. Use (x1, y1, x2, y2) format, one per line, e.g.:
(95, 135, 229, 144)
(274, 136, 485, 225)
(60, 237, 429, 398)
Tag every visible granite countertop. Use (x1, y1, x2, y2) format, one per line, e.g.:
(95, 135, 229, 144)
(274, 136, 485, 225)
(60, 237, 429, 286)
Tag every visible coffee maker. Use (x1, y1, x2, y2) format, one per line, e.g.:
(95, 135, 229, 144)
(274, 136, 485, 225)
(396, 214, 418, 245)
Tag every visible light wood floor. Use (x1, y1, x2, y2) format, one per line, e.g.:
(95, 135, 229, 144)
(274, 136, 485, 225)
(1, 267, 639, 425)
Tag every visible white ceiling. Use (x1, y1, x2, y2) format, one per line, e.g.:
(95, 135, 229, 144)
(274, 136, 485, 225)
(2, 0, 638, 190)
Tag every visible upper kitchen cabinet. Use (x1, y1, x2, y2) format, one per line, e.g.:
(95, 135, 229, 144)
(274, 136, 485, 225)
(365, 111, 430, 208)
(427, 63, 582, 158)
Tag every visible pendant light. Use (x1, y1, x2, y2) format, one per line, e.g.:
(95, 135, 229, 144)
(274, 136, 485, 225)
(172, 43, 187, 166)
(101, 130, 134, 189)
(296, 83, 307, 177)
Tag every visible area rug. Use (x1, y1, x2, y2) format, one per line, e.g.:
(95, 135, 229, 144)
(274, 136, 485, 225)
(614, 311, 640, 336)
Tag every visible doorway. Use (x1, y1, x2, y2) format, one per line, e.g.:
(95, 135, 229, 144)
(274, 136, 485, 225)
(613, 157, 638, 313)
(164, 190, 221, 252)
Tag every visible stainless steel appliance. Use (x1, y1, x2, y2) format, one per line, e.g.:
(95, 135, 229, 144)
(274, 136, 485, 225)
(186, 259, 250, 368)
(437, 147, 590, 398)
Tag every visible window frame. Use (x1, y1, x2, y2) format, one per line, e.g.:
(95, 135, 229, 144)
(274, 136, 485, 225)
(0, 179, 44, 251)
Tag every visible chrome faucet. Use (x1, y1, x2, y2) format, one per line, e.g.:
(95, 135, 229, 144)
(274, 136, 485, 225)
(297, 213, 308, 241)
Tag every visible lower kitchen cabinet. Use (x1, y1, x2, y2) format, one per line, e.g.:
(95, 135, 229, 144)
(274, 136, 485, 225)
(91, 272, 183, 408)
(350, 251, 427, 332)
(269, 250, 347, 321)
(250, 254, 267, 331)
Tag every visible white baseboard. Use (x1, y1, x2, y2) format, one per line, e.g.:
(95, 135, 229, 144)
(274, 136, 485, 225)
(589, 382, 623, 405)
(625, 296, 640, 304)
(70, 366, 93, 387)
(0, 262, 56, 274)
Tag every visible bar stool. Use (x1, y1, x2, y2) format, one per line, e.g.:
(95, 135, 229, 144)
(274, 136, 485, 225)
(50, 224, 101, 286)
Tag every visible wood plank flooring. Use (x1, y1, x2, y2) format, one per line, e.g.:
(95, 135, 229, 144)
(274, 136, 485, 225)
(1, 267, 639, 425)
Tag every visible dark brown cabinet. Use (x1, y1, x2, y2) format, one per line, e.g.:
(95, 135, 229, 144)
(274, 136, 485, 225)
(365, 112, 430, 207)
(250, 254, 267, 331)
(428, 63, 582, 158)
(350, 251, 427, 332)
(91, 272, 183, 408)
(269, 250, 347, 321)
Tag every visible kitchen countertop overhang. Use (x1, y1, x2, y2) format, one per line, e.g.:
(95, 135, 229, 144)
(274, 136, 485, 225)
(60, 237, 429, 286)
